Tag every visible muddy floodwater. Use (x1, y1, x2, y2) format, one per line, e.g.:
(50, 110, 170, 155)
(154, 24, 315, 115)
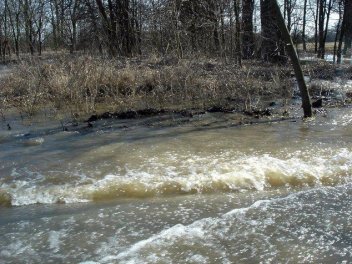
(0, 107, 351, 263)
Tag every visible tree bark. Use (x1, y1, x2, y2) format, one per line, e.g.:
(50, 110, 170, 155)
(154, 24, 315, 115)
(333, 1, 343, 64)
(337, 19, 345, 64)
(234, 0, 242, 66)
(343, 0, 352, 55)
(314, 0, 319, 53)
(317, 0, 325, 58)
(337, 0, 349, 64)
(260, 0, 286, 63)
(321, 0, 333, 59)
(242, 0, 254, 59)
(302, 0, 307, 51)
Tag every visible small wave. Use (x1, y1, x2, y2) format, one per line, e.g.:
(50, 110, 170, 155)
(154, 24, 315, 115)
(22, 137, 44, 146)
(0, 181, 89, 206)
(83, 148, 352, 201)
(1, 148, 352, 206)
(94, 184, 351, 263)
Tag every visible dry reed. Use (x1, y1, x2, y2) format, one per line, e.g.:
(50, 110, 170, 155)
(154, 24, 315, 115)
(1, 56, 293, 118)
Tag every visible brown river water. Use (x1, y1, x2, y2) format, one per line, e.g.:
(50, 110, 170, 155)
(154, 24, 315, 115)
(0, 106, 351, 263)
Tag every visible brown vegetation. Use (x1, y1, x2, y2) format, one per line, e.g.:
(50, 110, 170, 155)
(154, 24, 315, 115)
(0, 55, 293, 118)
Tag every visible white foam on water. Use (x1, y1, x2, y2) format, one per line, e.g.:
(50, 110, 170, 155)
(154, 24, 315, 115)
(22, 137, 45, 146)
(0, 240, 37, 261)
(48, 230, 64, 253)
(0, 241, 25, 258)
(0, 180, 89, 206)
(83, 148, 352, 200)
(329, 112, 352, 127)
(99, 223, 208, 264)
(87, 199, 276, 263)
(1, 148, 351, 206)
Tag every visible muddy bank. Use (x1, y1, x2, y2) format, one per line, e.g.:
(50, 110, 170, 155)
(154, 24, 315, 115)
(85, 107, 277, 123)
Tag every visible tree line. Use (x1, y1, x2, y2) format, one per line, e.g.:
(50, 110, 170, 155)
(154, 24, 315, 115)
(0, 0, 351, 63)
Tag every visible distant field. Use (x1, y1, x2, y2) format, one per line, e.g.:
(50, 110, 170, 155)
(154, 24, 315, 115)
(297, 42, 351, 64)
(297, 42, 352, 56)
(297, 42, 337, 53)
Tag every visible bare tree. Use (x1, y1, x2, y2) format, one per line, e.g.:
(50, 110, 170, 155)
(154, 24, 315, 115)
(317, 0, 334, 59)
(337, 0, 351, 63)
(333, 0, 343, 63)
(6, 0, 22, 57)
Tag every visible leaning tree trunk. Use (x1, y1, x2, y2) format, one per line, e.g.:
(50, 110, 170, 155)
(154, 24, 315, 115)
(271, 0, 312, 117)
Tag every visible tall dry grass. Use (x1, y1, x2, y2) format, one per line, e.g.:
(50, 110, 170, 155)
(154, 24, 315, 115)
(1, 56, 292, 118)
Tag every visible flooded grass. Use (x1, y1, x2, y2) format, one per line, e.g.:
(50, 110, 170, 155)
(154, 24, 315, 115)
(1, 55, 351, 123)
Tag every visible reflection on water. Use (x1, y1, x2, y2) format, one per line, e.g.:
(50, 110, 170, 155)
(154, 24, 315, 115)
(0, 107, 351, 263)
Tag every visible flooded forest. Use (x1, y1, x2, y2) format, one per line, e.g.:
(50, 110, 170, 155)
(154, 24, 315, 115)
(0, 0, 352, 263)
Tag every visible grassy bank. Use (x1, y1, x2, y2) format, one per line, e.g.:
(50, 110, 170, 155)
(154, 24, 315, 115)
(0, 55, 350, 121)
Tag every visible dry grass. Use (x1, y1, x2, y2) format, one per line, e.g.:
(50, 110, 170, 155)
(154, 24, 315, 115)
(1, 55, 294, 118)
(297, 42, 337, 53)
(303, 61, 337, 80)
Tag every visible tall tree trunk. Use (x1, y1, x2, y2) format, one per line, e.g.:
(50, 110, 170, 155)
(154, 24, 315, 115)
(333, 1, 343, 64)
(317, 0, 325, 58)
(220, 3, 225, 55)
(314, 0, 319, 53)
(343, 0, 352, 55)
(321, 0, 333, 59)
(302, 0, 307, 51)
(229, 5, 234, 57)
(118, 0, 134, 56)
(337, 0, 350, 63)
(7, 1, 21, 57)
(95, 0, 118, 56)
(260, 0, 286, 63)
(23, 0, 35, 55)
(242, 0, 254, 59)
(70, 21, 77, 54)
(0, 28, 3, 62)
(271, 0, 312, 117)
(213, 4, 220, 55)
(284, 0, 292, 31)
(2, 0, 8, 61)
(214, 25, 220, 54)
(337, 18, 345, 64)
(234, 0, 242, 66)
